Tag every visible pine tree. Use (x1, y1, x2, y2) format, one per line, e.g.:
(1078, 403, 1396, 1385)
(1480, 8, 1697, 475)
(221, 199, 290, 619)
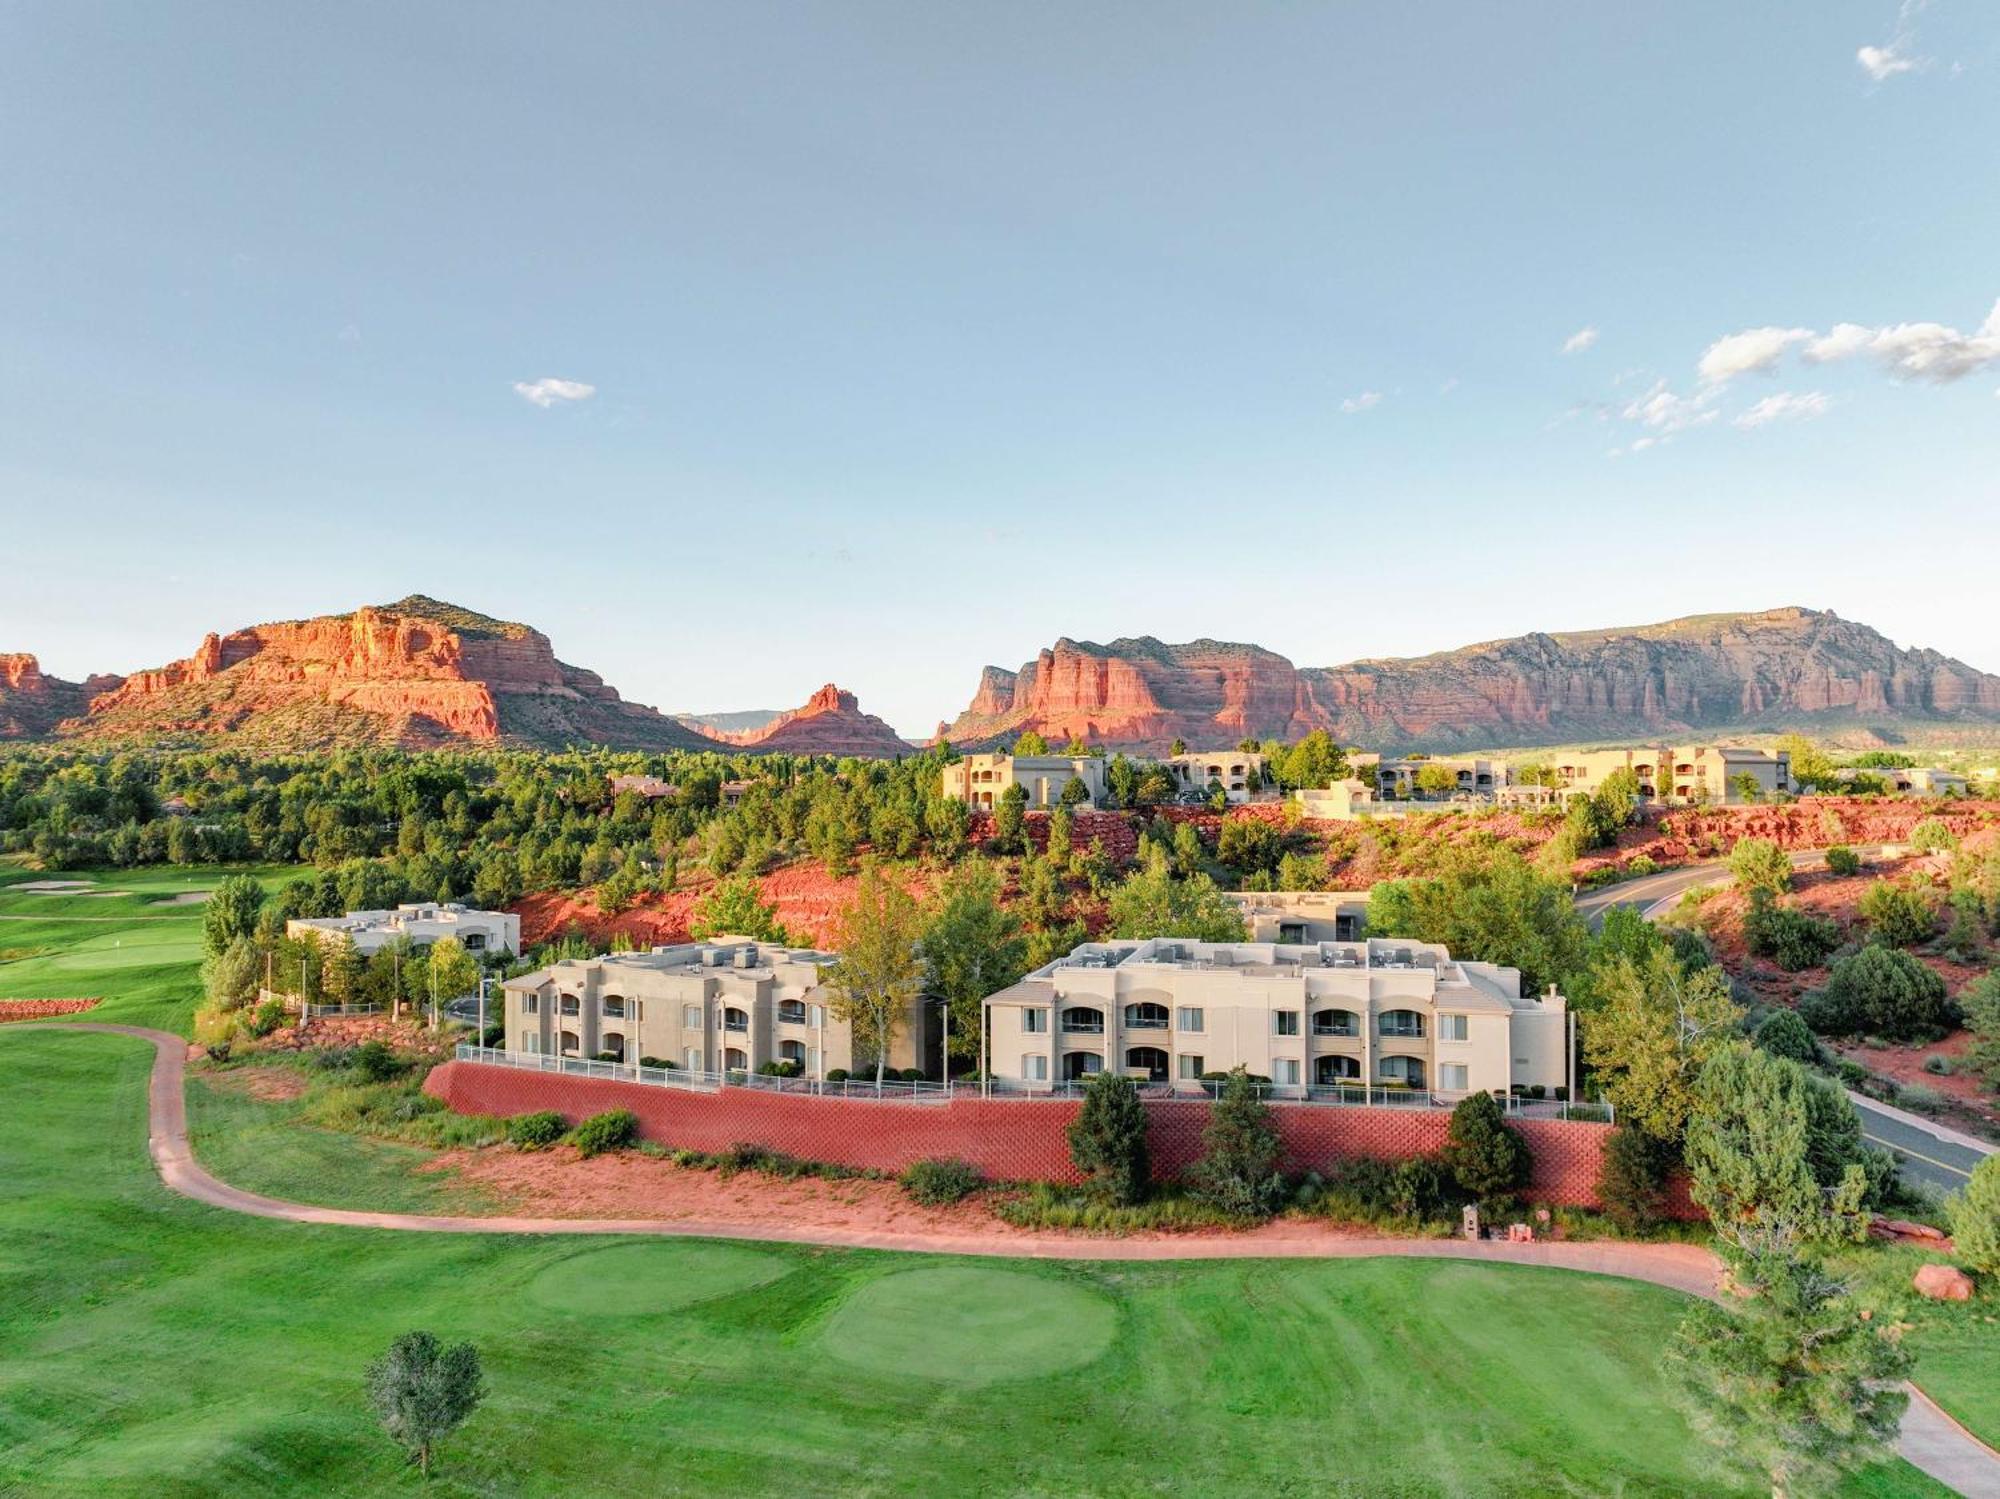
(1067, 1070, 1150, 1205)
(1186, 1067, 1286, 1217)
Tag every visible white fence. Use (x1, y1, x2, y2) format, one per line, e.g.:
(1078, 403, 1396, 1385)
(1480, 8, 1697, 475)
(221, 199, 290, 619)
(452, 1045, 1607, 1121)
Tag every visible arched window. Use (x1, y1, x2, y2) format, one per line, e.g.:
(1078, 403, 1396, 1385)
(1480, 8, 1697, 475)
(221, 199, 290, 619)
(1315, 1054, 1360, 1084)
(777, 998, 807, 1025)
(1379, 1009, 1425, 1038)
(1062, 1051, 1103, 1081)
(1379, 1055, 1426, 1088)
(1060, 1006, 1104, 1034)
(1124, 1046, 1169, 1081)
(779, 1039, 806, 1067)
(723, 1007, 749, 1032)
(558, 994, 581, 1016)
(1312, 1008, 1359, 1037)
(599, 1033, 625, 1062)
(558, 1031, 580, 1056)
(601, 995, 626, 1019)
(724, 1047, 749, 1071)
(1123, 1001, 1169, 1030)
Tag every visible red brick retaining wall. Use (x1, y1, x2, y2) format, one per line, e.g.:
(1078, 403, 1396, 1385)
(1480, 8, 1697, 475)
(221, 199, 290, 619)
(425, 1061, 1627, 1207)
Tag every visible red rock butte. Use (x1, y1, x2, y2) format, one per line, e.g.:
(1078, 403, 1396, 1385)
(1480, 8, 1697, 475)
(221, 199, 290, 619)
(692, 683, 913, 757)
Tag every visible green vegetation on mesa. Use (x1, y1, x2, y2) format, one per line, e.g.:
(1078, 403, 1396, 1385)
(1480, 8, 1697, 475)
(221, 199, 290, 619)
(0, 1031, 1950, 1498)
(0, 861, 299, 1032)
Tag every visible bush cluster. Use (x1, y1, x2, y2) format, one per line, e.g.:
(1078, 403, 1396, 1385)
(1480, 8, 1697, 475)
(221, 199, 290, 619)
(1857, 882, 1937, 948)
(569, 1109, 639, 1157)
(899, 1157, 984, 1206)
(1743, 894, 1841, 972)
(1800, 945, 1956, 1042)
(1823, 845, 1862, 877)
(506, 1111, 566, 1149)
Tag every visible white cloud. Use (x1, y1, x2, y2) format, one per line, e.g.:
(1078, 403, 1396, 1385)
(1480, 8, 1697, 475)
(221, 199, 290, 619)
(1340, 391, 1382, 414)
(1857, 42, 1920, 79)
(1735, 391, 1832, 429)
(1697, 327, 1812, 384)
(1561, 326, 1599, 355)
(1621, 379, 1720, 434)
(1801, 299, 2000, 383)
(512, 377, 597, 408)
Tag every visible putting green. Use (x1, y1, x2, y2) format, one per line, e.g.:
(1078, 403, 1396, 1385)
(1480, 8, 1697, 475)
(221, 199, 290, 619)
(821, 1267, 1116, 1386)
(525, 1241, 792, 1316)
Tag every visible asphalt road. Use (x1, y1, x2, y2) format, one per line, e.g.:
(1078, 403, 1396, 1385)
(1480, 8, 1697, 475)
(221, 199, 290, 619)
(1575, 846, 1996, 1194)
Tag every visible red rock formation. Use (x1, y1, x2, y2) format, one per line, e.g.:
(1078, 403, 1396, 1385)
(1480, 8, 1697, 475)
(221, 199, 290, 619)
(0, 654, 109, 739)
(938, 609, 2000, 752)
(57, 596, 712, 751)
(693, 683, 912, 758)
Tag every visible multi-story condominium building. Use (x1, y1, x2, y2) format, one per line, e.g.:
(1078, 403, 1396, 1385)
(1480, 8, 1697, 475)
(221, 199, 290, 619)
(1162, 751, 1268, 804)
(1349, 753, 1510, 800)
(1225, 889, 1371, 943)
(983, 935, 1569, 1097)
(500, 937, 924, 1075)
(287, 902, 520, 959)
(939, 753, 1108, 810)
(1831, 765, 1968, 797)
(1290, 778, 1558, 821)
(1538, 744, 1790, 804)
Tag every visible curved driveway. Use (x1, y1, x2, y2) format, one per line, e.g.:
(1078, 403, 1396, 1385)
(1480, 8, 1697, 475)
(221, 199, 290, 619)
(18, 1020, 2000, 1495)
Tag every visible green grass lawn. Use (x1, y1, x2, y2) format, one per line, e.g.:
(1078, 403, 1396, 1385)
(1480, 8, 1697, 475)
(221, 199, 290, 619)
(0, 862, 301, 1034)
(0, 1026, 1952, 1498)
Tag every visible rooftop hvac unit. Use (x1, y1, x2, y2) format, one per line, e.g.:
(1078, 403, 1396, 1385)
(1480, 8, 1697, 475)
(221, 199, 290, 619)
(734, 948, 755, 969)
(705, 948, 726, 967)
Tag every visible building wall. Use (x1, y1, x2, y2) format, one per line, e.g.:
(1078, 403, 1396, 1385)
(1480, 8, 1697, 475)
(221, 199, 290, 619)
(287, 905, 520, 959)
(424, 1060, 1653, 1209)
(1161, 752, 1267, 803)
(939, 755, 1108, 809)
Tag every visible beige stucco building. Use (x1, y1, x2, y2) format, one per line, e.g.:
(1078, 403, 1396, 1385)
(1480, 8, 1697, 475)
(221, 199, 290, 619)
(287, 902, 520, 959)
(1538, 744, 1790, 804)
(501, 937, 924, 1075)
(1831, 765, 1968, 797)
(1162, 751, 1269, 804)
(939, 753, 1107, 809)
(983, 934, 1569, 1097)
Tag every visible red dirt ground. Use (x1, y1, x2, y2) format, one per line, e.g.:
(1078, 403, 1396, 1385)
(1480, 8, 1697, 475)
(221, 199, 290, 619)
(0, 998, 100, 1024)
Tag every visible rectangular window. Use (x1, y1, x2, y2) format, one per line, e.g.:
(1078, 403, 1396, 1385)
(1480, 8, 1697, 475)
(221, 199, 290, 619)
(1275, 1058, 1301, 1085)
(1022, 1008, 1048, 1034)
(1023, 1054, 1049, 1081)
(1177, 1007, 1204, 1033)
(1441, 1063, 1469, 1091)
(682, 1004, 702, 1031)
(1177, 1054, 1206, 1080)
(1274, 1010, 1300, 1036)
(522, 994, 539, 1016)
(1439, 1014, 1469, 1042)
(683, 1046, 702, 1071)
(520, 1033, 539, 1055)
(808, 1003, 824, 1027)
(634, 1000, 644, 1023)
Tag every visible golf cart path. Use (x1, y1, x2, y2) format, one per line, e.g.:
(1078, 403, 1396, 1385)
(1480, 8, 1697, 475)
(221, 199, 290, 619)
(26, 1022, 2000, 1497)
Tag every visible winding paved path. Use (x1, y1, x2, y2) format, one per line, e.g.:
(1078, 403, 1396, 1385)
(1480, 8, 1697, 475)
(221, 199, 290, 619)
(20, 1021, 2000, 1496)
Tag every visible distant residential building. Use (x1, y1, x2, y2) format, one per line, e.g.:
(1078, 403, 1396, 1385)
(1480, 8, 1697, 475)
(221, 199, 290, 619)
(719, 780, 754, 807)
(1538, 745, 1790, 805)
(1225, 889, 1370, 943)
(1161, 751, 1270, 804)
(609, 773, 679, 800)
(286, 902, 520, 958)
(501, 938, 924, 1074)
(1355, 754, 1511, 799)
(1292, 776, 1556, 821)
(983, 934, 1569, 1096)
(1831, 765, 1968, 797)
(939, 753, 1107, 810)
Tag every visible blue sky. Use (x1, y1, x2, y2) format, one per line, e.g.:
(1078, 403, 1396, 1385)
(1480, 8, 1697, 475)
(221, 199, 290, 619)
(2, 3, 1995, 736)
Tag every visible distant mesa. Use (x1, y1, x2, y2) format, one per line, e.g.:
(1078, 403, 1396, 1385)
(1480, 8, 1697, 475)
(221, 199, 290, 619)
(935, 608, 2000, 753)
(2, 596, 713, 751)
(689, 683, 914, 758)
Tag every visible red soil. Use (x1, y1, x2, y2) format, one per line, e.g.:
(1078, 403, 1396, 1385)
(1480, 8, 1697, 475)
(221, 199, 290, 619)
(0, 998, 99, 1024)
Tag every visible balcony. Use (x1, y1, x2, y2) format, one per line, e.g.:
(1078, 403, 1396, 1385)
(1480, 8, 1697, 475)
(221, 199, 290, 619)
(1060, 1020, 1105, 1035)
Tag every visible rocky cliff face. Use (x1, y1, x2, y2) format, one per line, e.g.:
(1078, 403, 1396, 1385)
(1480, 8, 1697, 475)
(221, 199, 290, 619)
(938, 609, 2000, 752)
(52, 597, 712, 751)
(694, 683, 912, 758)
(0, 655, 113, 739)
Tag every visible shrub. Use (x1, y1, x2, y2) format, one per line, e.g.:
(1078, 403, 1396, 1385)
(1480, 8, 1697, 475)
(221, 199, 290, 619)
(1922, 1055, 1954, 1076)
(900, 1157, 983, 1206)
(756, 1060, 802, 1077)
(1729, 837, 1792, 898)
(353, 1040, 404, 1085)
(507, 1110, 566, 1150)
(1824, 845, 1862, 877)
(1948, 1155, 2000, 1274)
(206, 1039, 233, 1064)
(1908, 817, 1960, 856)
(1440, 1092, 1531, 1209)
(1801, 946, 1956, 1042)
(1067, 1071, 1150, 1206)
(825, 1068, 849, 1083)
(1754, 1009, 1822, 1065)
(991, 1183, 1236, 1234)
(1597, 1127, 1678, 1233)
(245, 999, 288, 1039)
(1743, 893, 1841, 971)
(1625, 854, 1659, 878)
(638, 1056, 677, 1070)
(1857, 882, 1937, 948)
(569, 1109, 639, 1157)
(387, 1093, 444, 1123)
(312, 1045, 358, 1071)
(1184, 1067, 1287, 1219)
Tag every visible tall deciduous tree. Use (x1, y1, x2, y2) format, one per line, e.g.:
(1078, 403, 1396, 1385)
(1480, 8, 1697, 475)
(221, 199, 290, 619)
(1365, 850, 1590, 999)
(825, 863, 927, 1085)
(425, 936, 481, 1018)
(1581, 948, 1743, 1143)
(689, 875, 790, 943)
(201, 873, 266, 957)
(1105, 847, 1246, 943)
(320, 934, 366, 1007)
(920, 861, 1026, 1060)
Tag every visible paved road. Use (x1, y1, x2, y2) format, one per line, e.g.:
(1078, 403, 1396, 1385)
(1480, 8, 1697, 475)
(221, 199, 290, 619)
(13, 1020, 2000, 1496)
(1852, 1093, 1994, 1193)
(1574, 845, 1891, 931)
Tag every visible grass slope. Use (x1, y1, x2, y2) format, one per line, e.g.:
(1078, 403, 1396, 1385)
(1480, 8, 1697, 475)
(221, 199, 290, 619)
(0, 863, 300, 1034)
(0, 1027, 1948, 1499)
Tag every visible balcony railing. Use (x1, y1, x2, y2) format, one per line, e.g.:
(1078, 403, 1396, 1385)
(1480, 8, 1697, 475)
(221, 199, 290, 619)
(1059, 1021, 1104, 1034)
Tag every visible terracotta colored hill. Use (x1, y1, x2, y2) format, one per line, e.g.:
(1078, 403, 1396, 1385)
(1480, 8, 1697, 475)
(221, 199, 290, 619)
(692, 684, 913, 758)
(937, 608, 2000, 753)
(47, 596, 715, 751)
(0, 654, 120, 739)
